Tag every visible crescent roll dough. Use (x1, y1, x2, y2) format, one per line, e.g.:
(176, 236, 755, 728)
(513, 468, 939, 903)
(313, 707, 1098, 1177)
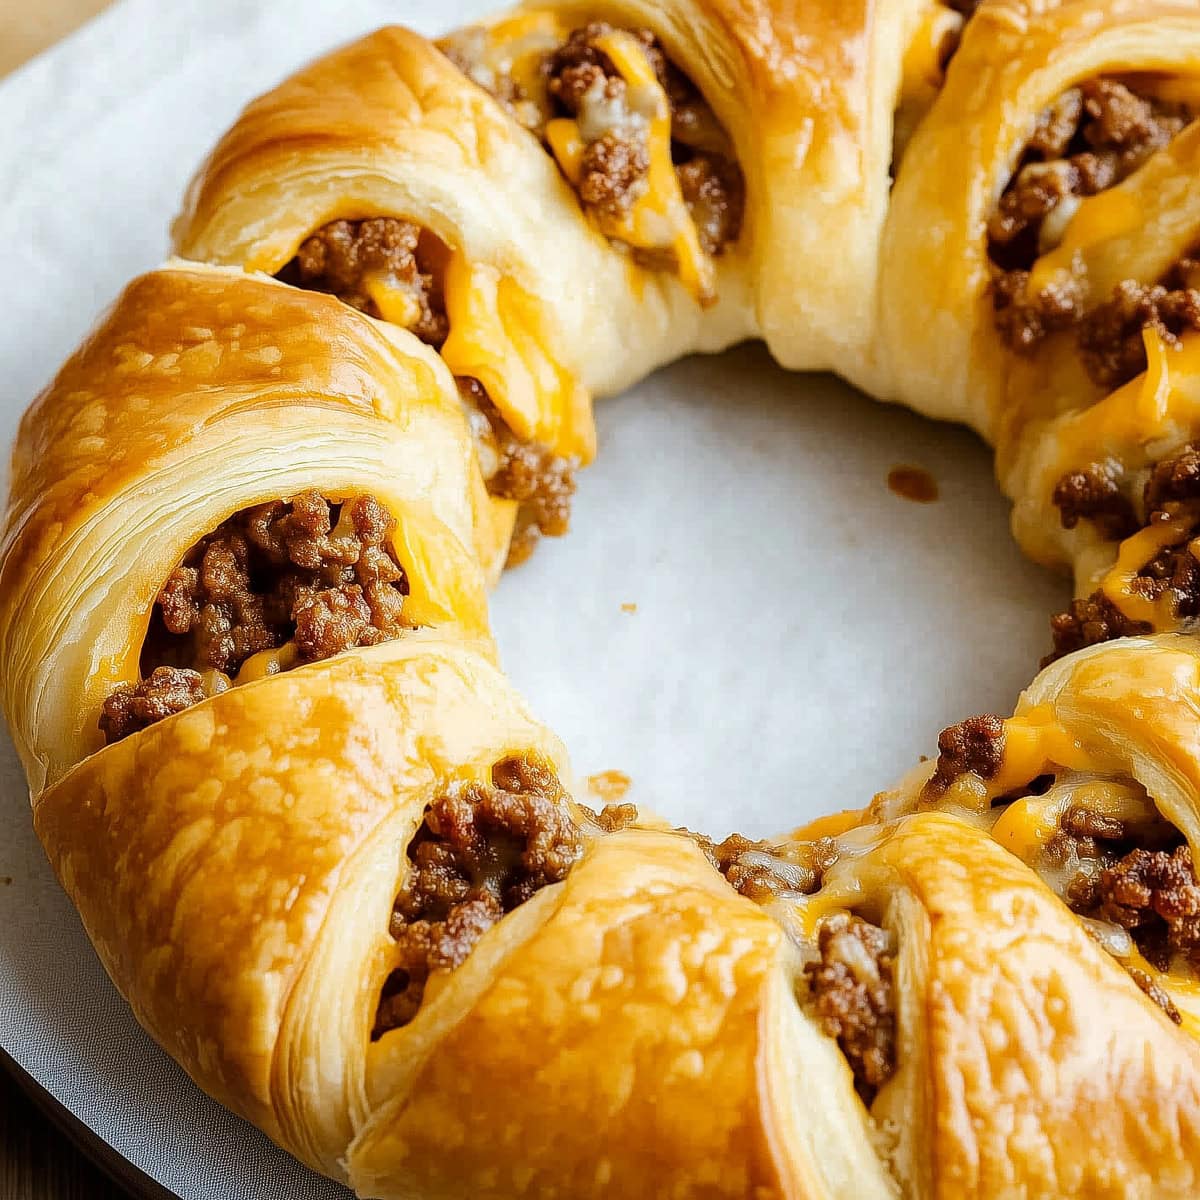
(172, 0, 1200, 653)
(13, 1, 1200, 1198)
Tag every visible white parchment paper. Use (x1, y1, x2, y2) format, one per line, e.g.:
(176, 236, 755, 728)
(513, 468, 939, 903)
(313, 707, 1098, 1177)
(0, 2, 1071, 1194)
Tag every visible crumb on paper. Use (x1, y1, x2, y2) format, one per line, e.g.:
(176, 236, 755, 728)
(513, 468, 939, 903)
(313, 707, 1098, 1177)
(621, 602, 637, 614)
(587, 770, 632, 803)
(887, 465, 938, 504)
(0, 876, 11, 886)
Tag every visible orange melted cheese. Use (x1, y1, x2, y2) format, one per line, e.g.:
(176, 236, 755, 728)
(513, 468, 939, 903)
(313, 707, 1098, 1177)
(235, 641, 301, 684)
(1099, 510, 1195, 628)
(990, 793, 1060, 859)
(487, 11, 565, 105)
(1027, 187, 1142, 296)
(440, 253, 595, 463)
(1050, 329, 1200, 491)
(544, 29, 716, 306)
(360, 274, 425, 331)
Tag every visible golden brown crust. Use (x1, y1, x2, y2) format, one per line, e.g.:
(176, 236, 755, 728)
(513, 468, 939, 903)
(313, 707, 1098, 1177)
(13, 2, 1200, 1198)
(350, 830, 795, 1199)
(0, 264, 501, 791)
(841, 814, 1200, 1197)
(33, 634, 567, 1177)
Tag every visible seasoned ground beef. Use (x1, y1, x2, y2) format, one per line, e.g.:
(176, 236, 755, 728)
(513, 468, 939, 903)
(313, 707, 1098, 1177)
(1060, 803, 1130, 843)
(100, 492, 409, 743)
(1079, 276, 1200, 390)
(277, 218, 448, 346)
(456, 376, 575, 566)
(1047, 441, 1200, 661)
(991, 267, 1083, 353)
(279, 224, 573, 568)
(688, 831, 837, 902)
(804, 914, 897, 1103)
(1048, 593, 1151, 662)
(1028, 805, 1186, 1021)
(989, 79, 1192, 355)
(544, 24, 655, 216)
(1050, 804, 1199, 969)
(1095, 845, 1200, 967)
(577, 131, 651, 219)
(543, 23, 744, 256)
(676, 154, 745, 257)
(1145, 441, 1200, 512)
(439, 27, 543, 131)
(583, 801, 639, 833)
(1052, 461, 1139, 540)
(98, 666, 208, 744)
(924, 714, 1006, 795)
(372, 755, 582, 1037)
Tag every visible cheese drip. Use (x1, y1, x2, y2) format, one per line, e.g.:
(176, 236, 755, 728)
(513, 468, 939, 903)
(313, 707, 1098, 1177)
(544, 29, 717, 305)
(440, 252, 596, 464)
(1049, 329, 1198, 509)
(1056, 330, 1200, 632)
(1027, 187, 1142, 296)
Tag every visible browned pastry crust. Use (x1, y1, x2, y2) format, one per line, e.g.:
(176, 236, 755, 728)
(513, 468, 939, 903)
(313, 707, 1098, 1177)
(12, 3, 1200, 1199)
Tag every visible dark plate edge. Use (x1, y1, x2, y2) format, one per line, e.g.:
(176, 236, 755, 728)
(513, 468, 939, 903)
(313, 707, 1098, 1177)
(1, 1042, 180, 1199)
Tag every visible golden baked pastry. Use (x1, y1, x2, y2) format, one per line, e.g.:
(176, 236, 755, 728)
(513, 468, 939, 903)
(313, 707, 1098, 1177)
(10, 0, 1200, 1196)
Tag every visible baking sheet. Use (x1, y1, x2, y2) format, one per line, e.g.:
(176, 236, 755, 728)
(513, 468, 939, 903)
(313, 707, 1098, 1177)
(0, 1, 1071, 1195)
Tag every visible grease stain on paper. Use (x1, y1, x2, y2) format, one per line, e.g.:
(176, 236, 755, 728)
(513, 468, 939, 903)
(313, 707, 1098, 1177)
(587, 770, 632, 803)
(887, 465, 939, 503)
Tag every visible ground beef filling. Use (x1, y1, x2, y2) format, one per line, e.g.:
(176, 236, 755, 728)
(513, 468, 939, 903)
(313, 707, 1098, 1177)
(97, 667, 207, 745)
(543, 23, 744, 257)
(989, 79, 1193, 357)
(583, 801, 639, 833)
(277, 218, 449, 346)
(277, 224, 575, 564)
(440, 28, 545, 132)
(99, 492, 409, 744)
(1046, 806, 1199, 1021)
(1078, 264, 1200, 390)
(1048, 594, 1152, 663)
(1048, 442, 1200, 661)
(1052, 461, 1140, 541)
(804, 914, 897, 1102)
(373, 756, 582, 1037)
(924, 713, 1006, 796)
(456, 376, 576, 567)
(687, 830, 837, 902)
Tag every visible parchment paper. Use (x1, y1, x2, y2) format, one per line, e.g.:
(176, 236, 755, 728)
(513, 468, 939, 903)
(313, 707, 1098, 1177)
(0, 2, 1071, 1194)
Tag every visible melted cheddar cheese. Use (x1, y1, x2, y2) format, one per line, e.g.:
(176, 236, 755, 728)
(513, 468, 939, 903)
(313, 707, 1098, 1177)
(1050, 329, 1200, 488)
(1027, 187, 1142, 296)
(542, 29, 717, 306)
(440, 253, 595, 463)
(487, 11, 565, 106)
(990, 793, 1060, 860)
(1099, 510, 1195, 628)
(932, 704, 1094, 812)
(235, 641, 301, 684)
(361, 273, 426, 331)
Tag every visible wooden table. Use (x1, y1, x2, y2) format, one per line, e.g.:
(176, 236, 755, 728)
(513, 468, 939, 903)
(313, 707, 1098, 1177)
(1, 8, 137, 1195)
(1, 1059, 135, 1199)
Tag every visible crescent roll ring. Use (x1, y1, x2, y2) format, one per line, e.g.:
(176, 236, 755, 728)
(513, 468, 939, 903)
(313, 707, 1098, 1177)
(14, 1, 1200, 1197)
